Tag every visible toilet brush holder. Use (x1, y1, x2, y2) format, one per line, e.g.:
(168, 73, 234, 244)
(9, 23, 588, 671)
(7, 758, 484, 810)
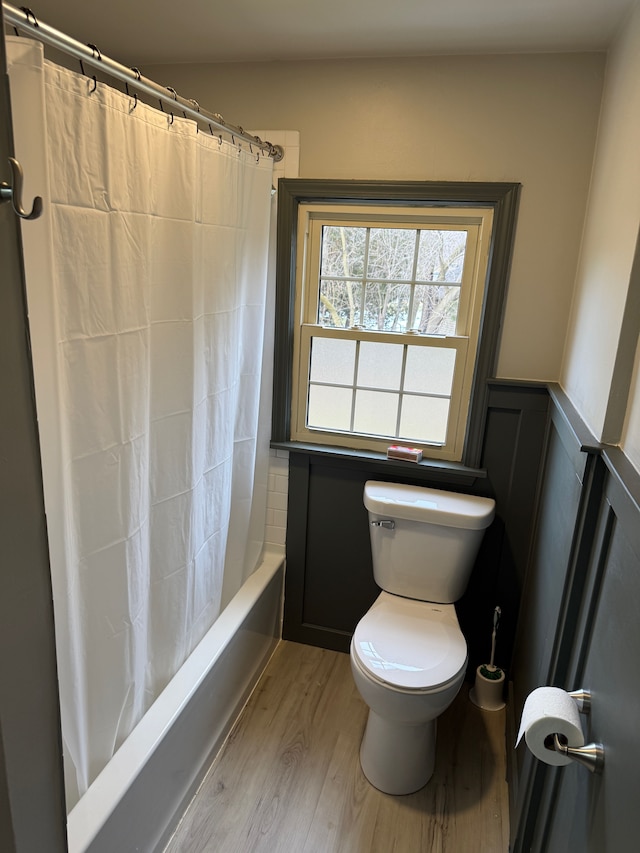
(469, 665, 506, 711)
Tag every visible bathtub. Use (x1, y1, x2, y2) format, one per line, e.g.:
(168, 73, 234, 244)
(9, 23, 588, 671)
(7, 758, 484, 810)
(66, 549, 284, 853)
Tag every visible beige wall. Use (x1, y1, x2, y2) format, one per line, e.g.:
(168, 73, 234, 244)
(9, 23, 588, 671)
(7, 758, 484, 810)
(560, 1, 640, 465)
(148, 53, 604, 383)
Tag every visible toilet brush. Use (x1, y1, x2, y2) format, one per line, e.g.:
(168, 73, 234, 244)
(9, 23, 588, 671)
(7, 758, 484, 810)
(480, 606, 502, 680)
(470, 605, 506, 710)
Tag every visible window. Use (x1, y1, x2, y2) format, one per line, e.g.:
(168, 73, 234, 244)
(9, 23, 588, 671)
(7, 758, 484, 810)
(273, 181, 520, 467)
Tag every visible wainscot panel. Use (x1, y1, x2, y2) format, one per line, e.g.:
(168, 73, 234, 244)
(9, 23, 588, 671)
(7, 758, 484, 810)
(525, 448, 640, 852)
(509, 384, 602, 851)
(512, 445, 640, 852)
(282, 380, 550, 676)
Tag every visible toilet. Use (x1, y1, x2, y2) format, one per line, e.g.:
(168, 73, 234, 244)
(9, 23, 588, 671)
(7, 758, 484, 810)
(350, 480, 495, 795)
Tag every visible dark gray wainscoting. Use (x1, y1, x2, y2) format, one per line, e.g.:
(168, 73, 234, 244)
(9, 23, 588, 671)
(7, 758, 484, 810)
(529, 447, 640, 852)
(512, 443, 640, 851)
(509, 385, 603, 851)
(282, 380, 550, 674)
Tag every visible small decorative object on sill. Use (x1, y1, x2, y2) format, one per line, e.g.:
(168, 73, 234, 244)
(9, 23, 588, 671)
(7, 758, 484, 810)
(386, 445, 423, 462)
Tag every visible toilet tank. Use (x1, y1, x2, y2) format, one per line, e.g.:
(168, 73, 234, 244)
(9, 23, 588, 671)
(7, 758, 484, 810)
(364, 480, 495, 603)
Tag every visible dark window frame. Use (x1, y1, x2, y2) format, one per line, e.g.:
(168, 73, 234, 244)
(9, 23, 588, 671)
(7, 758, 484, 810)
(271, 179, 521, 470)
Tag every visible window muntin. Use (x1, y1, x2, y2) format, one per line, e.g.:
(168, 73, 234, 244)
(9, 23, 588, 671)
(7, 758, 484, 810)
(301, 327, 466, 448)
(317, 225, 468, 335)
(290, 204, 494, 461)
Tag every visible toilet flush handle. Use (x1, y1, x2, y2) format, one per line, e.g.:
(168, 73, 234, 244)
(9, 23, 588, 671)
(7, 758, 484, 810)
(371, 519, 395, 530)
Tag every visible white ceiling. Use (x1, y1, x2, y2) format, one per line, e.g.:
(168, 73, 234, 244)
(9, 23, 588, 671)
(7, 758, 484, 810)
(5, 0, 635, 65)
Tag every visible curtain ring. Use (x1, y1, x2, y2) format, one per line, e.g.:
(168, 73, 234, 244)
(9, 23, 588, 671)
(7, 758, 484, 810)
(89, 76, 97, 94)
(218, 135, 223, 146)
(168, 112, 174, 126)
(166, 86, 178, 100)
(188, 99, 200, 112)
(131, 67, 142, 81)
(19, 7, 39, 27)
(87, 43, 102, 61)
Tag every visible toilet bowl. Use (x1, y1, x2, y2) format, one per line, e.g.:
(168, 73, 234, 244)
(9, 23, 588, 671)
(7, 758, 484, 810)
(350, 592, 467, 794)
(351, 481, 495, 795)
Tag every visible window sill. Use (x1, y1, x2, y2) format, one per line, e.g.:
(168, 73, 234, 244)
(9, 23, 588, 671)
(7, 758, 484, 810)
(270, 440, 487, 487)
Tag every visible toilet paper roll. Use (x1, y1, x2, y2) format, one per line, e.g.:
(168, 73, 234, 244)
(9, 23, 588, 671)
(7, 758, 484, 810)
(516, 686, 585, 766)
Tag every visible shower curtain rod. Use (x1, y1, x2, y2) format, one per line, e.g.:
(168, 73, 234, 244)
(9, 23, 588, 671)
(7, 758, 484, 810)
(2, 2, 284, 160)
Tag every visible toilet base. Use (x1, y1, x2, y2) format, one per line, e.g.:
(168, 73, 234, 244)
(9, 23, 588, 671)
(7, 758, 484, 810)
(359, 709, 436, 795)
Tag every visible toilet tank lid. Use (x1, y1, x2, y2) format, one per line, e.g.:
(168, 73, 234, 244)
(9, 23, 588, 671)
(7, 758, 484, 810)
(364, 480, 495, 529)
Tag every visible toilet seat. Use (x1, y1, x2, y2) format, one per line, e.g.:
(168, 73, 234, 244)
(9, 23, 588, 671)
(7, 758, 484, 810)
(352, 592, 467, 692)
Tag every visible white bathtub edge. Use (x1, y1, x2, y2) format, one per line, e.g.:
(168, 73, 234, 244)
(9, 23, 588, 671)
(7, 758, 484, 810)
(67, 548, 284, 853)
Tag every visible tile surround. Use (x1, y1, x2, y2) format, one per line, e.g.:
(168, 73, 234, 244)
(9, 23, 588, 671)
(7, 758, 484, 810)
(265, 449, 289, 548)
(256, 130, 297, 551)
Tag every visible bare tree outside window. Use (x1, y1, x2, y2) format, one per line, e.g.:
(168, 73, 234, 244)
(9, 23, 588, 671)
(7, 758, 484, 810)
(319, 226, 467, 336)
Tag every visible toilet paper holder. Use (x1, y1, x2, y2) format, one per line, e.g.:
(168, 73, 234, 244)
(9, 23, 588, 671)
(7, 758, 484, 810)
(549, 690, 604, 774)
(567, 689, 591, 714)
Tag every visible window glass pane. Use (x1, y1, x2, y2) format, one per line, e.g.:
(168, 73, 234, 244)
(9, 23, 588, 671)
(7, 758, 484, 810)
(307, 385, 353, 431)
(410, 284, 460, 334)
(416, 230, 467, 283)
(357, 341, 403, 390)
(321, 226, 366, 278)
(318, 279, 362, 327)
(367, 228, 417, 281)
(309, 337, 356, 384)
(363, 282, 410, 331)
(354, 389, 399, 436)
(400, 396, 450, 444)
(404, 346, 456, 395)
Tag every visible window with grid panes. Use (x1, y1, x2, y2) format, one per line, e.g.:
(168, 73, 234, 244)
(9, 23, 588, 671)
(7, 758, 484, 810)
(290, 205, 494, 461)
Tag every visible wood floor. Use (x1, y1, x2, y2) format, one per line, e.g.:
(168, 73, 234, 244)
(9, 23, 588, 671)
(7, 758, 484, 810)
(165, 641, 509, 852)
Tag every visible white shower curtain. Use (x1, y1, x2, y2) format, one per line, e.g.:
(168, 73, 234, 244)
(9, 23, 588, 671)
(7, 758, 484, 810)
(7, 39, 274, 806)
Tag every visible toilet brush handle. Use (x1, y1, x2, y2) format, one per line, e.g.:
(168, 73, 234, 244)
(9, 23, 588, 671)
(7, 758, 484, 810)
(489, 606, 501, 668)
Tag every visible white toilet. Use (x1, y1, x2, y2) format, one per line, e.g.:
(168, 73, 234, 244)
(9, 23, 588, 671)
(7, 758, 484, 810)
(350, 480, 495, 795)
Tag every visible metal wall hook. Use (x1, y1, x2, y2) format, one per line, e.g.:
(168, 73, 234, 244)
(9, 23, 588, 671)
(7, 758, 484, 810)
(552, 733, 604, 774)
(1, 157, 43, 220)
